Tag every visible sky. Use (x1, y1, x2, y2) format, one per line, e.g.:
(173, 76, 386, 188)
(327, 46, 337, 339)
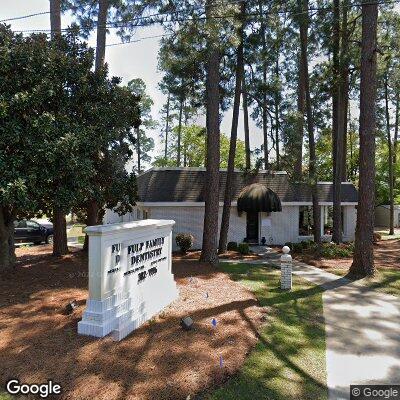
(0, 0, 264, 169)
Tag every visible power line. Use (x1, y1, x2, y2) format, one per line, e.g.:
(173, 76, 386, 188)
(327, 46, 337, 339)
(104, 33, 173, 47)
(9, 0, 400, 35)
(0, 11, 50, 23)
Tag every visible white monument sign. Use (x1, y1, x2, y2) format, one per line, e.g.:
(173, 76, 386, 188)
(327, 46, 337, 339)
(78, 219, 178, 340)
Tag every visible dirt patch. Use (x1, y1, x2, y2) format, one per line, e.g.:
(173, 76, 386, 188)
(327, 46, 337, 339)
(1, 245, 263, 400)
(173, 250, 261, 261)
(294, 239, 400, 270)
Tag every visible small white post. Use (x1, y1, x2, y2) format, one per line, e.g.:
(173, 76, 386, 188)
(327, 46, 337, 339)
(280, 246, 292, 290)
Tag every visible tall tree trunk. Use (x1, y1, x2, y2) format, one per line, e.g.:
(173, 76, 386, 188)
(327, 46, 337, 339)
(95, 0, 108, 71)
(50, 0, 61, 38)
(340, 0, 349, 181)
(332, 0, 340, 182)
(274, 57, 280, 170)
(83, 200, 99, 251)
(219, 1, 244, 253)
(164, 93, 170, 159)
(394, 92, 399, 166)
(53, 208, 68, 256)
(259, 1, 269, 170)
(200, 0, 221, 266)
(262, 108, 269, 170)
(295, 50, 305, 180)
(384, 72, 394, 235)
(84, 0, 109, 251)
(0, 207, 15, 269)
(394, 95, 399, 222)
(136, 127, 141, 173)
(332, 0, 343, 244)
(242, 69, 251, 170)
(50, 0, 68, 256)
(298, 0, 321, 244)
(349, 0, 378, 277)
(177, 98, 183, 166)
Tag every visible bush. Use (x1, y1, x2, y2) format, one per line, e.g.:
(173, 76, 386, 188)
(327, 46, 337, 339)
(319, 242, 354, 258)
(175, 233, 194, 254)
(227, 241, 238, 251)
(287, 240, 354, 258)
(373, 232, 382, 243)
(238, 242, 250, 255)
(285, 242, 303, 253)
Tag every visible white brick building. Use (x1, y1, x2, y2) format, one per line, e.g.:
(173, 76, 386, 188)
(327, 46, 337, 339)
(104, 167, 358, 250)
(375, 205, 400, 228)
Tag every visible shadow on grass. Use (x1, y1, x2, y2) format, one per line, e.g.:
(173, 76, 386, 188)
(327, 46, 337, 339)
(200, 263, 329, 400)
(339, 268, 400, 298)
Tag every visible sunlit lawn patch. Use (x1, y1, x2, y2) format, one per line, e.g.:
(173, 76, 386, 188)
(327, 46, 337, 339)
(203, 263, 328, 400)
(325, 267, 400, 298)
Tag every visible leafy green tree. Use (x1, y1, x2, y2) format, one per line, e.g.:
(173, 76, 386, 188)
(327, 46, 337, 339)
(0, 25, 141, 265)
(0, 27, 92, 266)
(78, 74, 141, 249)
(127, 78, 156, 171)
(376, 10, 400, 234)
(153, 125, 246, 169)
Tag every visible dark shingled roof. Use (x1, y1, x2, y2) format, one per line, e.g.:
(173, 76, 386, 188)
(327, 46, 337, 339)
(137, 168, 358, 203)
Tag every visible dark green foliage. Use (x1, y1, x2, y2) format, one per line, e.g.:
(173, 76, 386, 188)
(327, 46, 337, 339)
(287, 240, 354, 258)
(227, 241, 238, 251)
(175, 233, 194, 254)
(127, 78, 156, 169)
(0, 24, 140, 266)
(238, 242, 250, 255)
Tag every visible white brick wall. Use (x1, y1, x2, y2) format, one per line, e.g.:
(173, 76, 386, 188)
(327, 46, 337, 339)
(148, 206, 247, 251)
(260, 206, 299, 245)
(375, 206, 400, 228)
(104, 203, 357, 250)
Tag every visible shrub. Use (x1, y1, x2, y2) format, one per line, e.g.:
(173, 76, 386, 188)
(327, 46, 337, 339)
(238, 242, 250, 255)
(288, 240, 354, 258)
(373, 232, 382, 243)
(299, 240, 313, 250)
(227, 241, 238, 251)
(319, 242, 354, 258)
(285, 242, 303, 253)
(175, 233, 194, 254)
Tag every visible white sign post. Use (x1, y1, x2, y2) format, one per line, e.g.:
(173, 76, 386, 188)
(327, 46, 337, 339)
(280, 245, 292, 290)
(78, 219, 178, 341)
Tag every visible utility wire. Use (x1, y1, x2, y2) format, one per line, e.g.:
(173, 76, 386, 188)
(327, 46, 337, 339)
(7, 0, 399, 35)
(104, 33, 173, 47)
(0, 11, 50, 23)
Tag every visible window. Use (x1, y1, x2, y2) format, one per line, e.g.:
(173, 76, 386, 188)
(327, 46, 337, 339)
(323, 206, 344, 235)
(299, 206, 314, 236)
(14, 221, 27, 228)
(137, 209, 141, 219)
(143, 210, 150, 219)
(26, 221, 40, 229)
(323, 206, 333, 235)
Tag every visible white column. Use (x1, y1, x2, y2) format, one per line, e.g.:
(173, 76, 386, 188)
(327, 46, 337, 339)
(280, 246, 292, 290)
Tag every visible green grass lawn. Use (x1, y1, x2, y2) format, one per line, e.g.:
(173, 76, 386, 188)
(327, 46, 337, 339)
(325, 267, 400, 298)
(375, 228, 400, 241)
(202, 263, 328, 400)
